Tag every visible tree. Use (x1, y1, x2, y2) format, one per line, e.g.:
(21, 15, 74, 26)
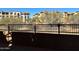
(0, 17, 23, 24)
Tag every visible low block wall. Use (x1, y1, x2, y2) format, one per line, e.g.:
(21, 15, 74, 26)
(12, 32, 79, 50)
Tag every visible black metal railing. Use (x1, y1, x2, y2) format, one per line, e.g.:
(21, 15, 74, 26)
(0, 24, 79, 35)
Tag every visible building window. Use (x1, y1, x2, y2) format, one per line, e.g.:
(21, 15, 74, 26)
(17, 13, 20, 16)
(7, 16, 8, 17)
(21, 13, 23, 15)
(2, 12, 5, 14)
(6, 12, 9, 14)
(14, 13, 16, 15)
(2, 16, 4, 18)
(10, 12, 13, 14)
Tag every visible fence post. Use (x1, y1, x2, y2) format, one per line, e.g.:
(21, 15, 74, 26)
(34, 24, 36, 34)
(8, 24, 10, 34)
(32, 24, 36, 43)
(58, 24, 60, 34)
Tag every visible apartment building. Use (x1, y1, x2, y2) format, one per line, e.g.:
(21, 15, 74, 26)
(0, 11, 30, 22)
(32, 11, 79, 24)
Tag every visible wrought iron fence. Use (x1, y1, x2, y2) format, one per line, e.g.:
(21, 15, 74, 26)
(0, 24, 8, 31)
(9, 24, 34, 33)
(59, 24, 79, 35)
(0, 24, 79, 35)
(35, 24, 58, 34)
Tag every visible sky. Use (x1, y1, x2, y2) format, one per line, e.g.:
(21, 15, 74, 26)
(0, 8, 79, 17)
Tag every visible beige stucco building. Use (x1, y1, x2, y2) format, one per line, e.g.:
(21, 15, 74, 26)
(32, 11, 79, 24)
(0, 11, 30, 22)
